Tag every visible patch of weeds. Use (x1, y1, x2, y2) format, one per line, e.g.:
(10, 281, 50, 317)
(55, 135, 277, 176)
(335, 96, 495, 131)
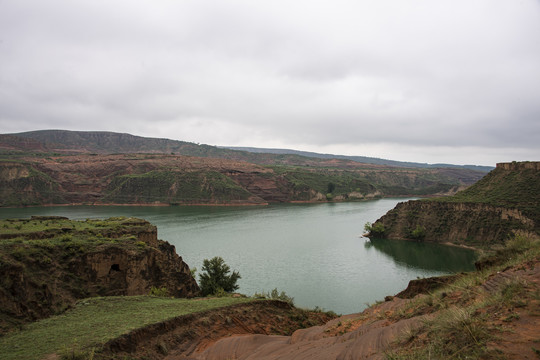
(11, 246, 29, 261)
(59, 346, 95, 360)
(200, 317, 212, 326)
(489, 277, 529, 310)
(214, 287, 229, 297)
(427, 306, 491, 358)
(253, 288, 294, 305)
(506, 234, 533, 253)
(148, 286, 169, 297)
(389, 304, 494, 359)
(156, 340, 168, 355)
(179, 328, 197, 340)
(59, 234, 73, 242)
(311, 306, 339, 317)
(502, 312, 520, 322)
(135, 241, 147, 249)
(396, 325, 425, 346)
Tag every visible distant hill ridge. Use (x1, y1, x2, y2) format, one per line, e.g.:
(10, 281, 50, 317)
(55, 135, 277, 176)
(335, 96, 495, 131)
(225, 146, 494, 172)
(3, 129, 492, 172)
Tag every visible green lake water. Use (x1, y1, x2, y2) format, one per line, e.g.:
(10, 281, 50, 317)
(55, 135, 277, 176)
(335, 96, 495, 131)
(0, 199, 476, 314)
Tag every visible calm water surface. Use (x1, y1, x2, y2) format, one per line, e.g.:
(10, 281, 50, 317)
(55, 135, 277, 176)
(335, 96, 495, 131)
(0, 199, 476, 314)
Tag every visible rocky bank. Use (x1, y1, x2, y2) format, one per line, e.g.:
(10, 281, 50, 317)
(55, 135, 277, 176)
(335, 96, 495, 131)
(0, 216, 199, 334)
(370, 161, 540, 247)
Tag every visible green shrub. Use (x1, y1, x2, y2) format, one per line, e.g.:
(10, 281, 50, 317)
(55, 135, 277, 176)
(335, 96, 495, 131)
(59, 347, 94, 360)
(364, 222, 386, 237)
(59, 234, 73, 242)
(427, 307, 490, 357)
(149, 286, 170, 297)
(214, 287, 228, 297)
(410, 225, 426, 240)
(135, 241, 147, 249)
(254, 288, 294, 305)
(505, 234, 532, 253)
(198, 257, 241, 296)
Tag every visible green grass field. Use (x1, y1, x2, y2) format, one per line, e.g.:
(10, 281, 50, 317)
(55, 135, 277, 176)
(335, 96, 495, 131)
(0, 295, 254, 360)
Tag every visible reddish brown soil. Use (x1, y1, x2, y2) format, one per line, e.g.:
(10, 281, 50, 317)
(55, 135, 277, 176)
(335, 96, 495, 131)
(483, 263, 540, 359)
(188, 298, 425, 360)
(172, 261, 540, 360)
(95, 300, 336, 360)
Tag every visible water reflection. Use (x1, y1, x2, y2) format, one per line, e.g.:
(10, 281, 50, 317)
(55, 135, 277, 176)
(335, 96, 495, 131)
(365, 238, 477, 273)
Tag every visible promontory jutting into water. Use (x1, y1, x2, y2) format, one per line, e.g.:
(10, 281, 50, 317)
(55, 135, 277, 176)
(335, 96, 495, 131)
(0, 199, 476, 314)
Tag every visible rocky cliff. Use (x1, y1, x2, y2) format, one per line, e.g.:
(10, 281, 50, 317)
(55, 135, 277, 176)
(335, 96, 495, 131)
(0, 216, 199, 334)
(370, 161, 540, 247)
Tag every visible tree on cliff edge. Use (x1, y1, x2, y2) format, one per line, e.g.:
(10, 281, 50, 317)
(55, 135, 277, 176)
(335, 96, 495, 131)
(199, 256, 241, 296)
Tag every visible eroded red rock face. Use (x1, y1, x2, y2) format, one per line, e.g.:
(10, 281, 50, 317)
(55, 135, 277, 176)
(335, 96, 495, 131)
(0, 218, 199, 334)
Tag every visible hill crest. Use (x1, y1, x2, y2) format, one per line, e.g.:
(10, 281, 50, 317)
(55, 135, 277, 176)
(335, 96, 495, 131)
(3, 129, 492, 172)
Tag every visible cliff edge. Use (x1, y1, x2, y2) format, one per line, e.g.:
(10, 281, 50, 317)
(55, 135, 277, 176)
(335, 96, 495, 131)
(0, 216, 199, 334)
(369, 161, 540, 247)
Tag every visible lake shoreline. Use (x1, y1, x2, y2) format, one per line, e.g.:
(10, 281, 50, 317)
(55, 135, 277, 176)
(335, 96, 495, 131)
(0, 195, 422, 209)
(0, 200, 474, 314)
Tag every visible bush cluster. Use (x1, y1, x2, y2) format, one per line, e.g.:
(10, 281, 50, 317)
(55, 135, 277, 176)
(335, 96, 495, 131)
(198, 256, 241, 296)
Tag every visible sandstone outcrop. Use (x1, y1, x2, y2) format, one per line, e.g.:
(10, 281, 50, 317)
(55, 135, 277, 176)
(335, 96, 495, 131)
(0, 217, 199, 334)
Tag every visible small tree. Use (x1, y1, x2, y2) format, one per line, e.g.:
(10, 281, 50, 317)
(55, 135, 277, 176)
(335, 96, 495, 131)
(364, 222, 386, 237)
(410, 225, 426, 240)
(199, 256, 241, 296)
(327, 182, 336, 194)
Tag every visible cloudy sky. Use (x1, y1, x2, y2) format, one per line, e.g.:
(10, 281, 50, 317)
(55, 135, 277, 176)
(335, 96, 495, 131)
(1, 0, 539, 166)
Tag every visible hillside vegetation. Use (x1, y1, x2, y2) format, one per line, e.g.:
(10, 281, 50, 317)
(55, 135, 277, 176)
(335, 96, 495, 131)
(0, 130, 487, 207)
(438, 162, 540, 226)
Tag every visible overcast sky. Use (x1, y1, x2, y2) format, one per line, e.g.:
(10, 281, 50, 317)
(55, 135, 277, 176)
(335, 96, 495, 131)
(1, 0, 539, 166)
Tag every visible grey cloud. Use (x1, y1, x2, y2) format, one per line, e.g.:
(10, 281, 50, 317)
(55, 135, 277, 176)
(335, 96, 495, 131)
(1, 0, 539, 165)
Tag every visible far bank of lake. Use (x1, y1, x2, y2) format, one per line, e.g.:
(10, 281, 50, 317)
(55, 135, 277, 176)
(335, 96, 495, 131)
(0, 199, 476, 314)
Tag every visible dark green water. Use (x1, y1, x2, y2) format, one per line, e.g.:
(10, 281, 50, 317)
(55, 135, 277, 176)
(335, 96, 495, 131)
(0, 199, 476, 314)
